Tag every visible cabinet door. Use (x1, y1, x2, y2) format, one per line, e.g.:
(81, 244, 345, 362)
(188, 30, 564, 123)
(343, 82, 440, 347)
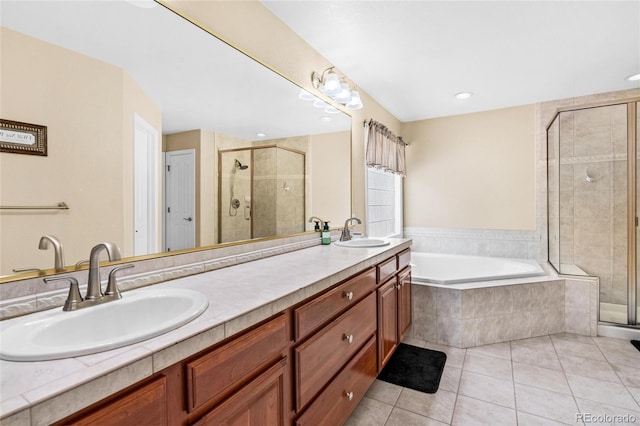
(64, 375, 167, 426)
(398, 267, 412, 341)
(194, 358, 286, 426)
(377, 278, 398, 371)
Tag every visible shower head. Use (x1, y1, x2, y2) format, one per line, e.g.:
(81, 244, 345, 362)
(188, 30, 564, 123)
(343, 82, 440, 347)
(234, 159, 249, 170)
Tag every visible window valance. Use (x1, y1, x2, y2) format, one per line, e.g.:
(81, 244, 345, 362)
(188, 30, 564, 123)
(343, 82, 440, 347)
(364, 119, 407, 176)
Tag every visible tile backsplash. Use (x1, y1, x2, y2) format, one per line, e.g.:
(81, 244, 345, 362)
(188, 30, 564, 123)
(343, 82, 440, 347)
(0, 230, 340, 320)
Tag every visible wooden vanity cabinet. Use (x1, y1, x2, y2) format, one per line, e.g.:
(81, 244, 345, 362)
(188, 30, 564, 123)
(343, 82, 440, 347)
(377, 248, 412, 371)
(53, 248, 411, 426)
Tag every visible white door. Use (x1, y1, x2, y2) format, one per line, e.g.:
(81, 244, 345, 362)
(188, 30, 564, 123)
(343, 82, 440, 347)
(134, 114, 159, 256)
(165, 149, 196, 251)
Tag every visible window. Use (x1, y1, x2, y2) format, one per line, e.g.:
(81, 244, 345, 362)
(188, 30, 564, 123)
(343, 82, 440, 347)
(366, 168, 403, 238)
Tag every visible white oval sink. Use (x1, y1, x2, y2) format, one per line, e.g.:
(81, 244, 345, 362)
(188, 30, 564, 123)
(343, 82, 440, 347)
(334, 238, 390, 248)
(0, 288, 209, 361)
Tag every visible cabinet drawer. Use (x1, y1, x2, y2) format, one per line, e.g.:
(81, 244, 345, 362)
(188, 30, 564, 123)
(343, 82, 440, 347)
(398, 248, 411, 271)
(377, 256, 397, 284)
(295, 293, 376, 410)
(295, 337, 377, 426)
(294, 268, 376, 340)
(186, 314, 287, 413)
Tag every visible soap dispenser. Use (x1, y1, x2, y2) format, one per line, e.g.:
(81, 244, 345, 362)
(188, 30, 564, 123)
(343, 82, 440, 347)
(314, 221, 321, 232)
(321, 221, 331, 245)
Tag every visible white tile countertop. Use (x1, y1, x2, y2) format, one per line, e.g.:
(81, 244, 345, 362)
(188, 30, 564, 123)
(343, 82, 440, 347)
(0, 238, 411, 425)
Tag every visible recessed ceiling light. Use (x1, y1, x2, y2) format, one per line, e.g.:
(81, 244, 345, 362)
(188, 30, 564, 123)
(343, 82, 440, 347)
(256, 132, 267, 138)
(625, 73, 640, 81)
(455, 92, 473, 100)
(320, 116, 332, 122)
(324, 106, 340, 114)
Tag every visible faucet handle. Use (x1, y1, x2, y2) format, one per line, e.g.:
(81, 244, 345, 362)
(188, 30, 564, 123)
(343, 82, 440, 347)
(44, 276, 83, 311)
(105, 264, 135, 299)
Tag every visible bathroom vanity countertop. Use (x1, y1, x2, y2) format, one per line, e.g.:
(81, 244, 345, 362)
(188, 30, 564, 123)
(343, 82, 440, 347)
(0, 238, 411, 424)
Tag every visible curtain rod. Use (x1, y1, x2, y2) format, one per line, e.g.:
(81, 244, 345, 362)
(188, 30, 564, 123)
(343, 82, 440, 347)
(363, 119, 410, 146)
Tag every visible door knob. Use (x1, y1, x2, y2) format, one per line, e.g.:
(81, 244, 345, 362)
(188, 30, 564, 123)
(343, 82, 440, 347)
(183, 217, 193, 222)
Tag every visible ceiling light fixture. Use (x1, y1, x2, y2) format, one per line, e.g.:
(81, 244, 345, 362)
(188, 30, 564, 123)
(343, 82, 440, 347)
(256, 132, 267, 138)
(310, 67, 363, 110)
(455, 92, 473, 100)
(625, 73, 640, 81)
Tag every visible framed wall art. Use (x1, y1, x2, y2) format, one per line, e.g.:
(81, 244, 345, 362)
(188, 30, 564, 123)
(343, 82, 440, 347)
(0, 119, 47, 156)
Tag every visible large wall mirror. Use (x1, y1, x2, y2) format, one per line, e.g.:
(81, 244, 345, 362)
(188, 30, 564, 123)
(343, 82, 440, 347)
(0, 1, 351, 281)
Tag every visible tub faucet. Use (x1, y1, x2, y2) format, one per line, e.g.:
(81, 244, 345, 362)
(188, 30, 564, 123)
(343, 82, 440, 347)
(340, 217, 362, 241)
(39, 235, 65, 271)
(86, 242, 122, 301)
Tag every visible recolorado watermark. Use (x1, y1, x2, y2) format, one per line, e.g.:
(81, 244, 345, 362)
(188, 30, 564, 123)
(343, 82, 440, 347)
(577, 412, 638, 423)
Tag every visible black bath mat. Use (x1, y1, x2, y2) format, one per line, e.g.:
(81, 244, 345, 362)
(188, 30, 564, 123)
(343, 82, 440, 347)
(632, 340, 640, 352)
(378, 343, 447, 394)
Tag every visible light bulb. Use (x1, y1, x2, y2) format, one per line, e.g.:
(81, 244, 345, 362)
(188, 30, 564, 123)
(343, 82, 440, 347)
(333, 82, 351, 104)
(322, 71, 341, 96)
(346, 90, 363, 110)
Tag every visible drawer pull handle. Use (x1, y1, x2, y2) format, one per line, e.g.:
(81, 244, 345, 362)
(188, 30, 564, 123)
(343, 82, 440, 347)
(343, 291, 354, 301)
(345, 391, 354, 401)
(343, 334, 354, 344)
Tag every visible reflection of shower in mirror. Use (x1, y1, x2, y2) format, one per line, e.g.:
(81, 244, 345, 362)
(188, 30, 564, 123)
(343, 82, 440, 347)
(234, 159, 249, 172)
(229, 159, 249, 216)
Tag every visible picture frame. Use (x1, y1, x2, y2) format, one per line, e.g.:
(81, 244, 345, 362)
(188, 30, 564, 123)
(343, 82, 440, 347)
(0, 119, 47, 156)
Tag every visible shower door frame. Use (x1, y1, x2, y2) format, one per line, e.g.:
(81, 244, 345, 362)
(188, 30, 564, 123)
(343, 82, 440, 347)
(217, 144, 306, 244)
(546, 96, 640, 327)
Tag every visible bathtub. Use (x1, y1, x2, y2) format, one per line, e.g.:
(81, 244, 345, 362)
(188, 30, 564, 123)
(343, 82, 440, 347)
(411, 252, 545, 285)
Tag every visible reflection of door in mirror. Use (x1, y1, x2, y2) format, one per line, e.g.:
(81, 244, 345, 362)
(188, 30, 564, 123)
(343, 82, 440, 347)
(165, 149, 196, 252)
(133, 114, 160, 256)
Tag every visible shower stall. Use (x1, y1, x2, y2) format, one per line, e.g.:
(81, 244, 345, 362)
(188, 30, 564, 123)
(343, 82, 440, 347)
(547, 98, 639, 329)
(218, 145, 305, 243)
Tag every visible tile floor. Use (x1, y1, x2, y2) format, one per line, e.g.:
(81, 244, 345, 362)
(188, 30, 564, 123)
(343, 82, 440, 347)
(346, 333, 640, 425)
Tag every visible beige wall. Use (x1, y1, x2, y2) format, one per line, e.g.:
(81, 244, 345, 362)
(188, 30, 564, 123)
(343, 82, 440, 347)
(0, 28, 161, 276)
(402, 105, 536, 231)
(309, 131, 351, 226)
(164, 0, 402, 228)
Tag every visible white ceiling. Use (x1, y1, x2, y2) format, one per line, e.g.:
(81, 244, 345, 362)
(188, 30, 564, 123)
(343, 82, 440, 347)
(263, 1, 640, 122)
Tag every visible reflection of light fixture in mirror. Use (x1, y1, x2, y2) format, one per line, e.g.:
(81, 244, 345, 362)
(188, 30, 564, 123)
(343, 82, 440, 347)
(320, 116, 332, 122)
(313, 99, 329, 109)
(256, 132, 267, 138)
(324, 106, 340, 114)
(625, 73, 640, 81)
(298, 88, 316, 101)
(310, 66, 364, 110)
